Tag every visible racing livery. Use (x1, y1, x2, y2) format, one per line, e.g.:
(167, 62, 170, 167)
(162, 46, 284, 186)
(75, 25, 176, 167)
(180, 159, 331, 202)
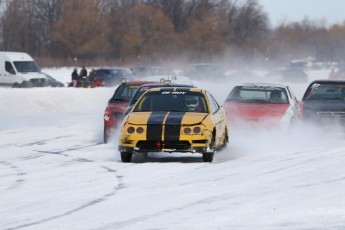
(223, 83, 301, 130)
(118, 87, 228, 162)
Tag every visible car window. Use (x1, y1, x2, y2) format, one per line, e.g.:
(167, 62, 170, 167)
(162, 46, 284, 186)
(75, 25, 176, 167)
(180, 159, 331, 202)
(131, 86, 152, 105)
(111, 85, 141, 102)
(227, 86, 289, 104)
(5, 61, 15, 74)
(13, 61, 40, 72)
(134, 91, 208, 113)
(206, 91, 219, 113)
(303, 82, 345, 100)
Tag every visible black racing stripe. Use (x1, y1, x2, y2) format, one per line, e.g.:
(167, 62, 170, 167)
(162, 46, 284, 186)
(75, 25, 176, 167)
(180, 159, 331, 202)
(146, 112, 167, 141)
(164, 112, 185, 141)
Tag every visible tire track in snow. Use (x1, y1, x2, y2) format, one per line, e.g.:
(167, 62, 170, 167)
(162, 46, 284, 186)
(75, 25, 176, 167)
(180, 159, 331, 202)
(5, 143, 124, 230)
(0, 161, 26, 193)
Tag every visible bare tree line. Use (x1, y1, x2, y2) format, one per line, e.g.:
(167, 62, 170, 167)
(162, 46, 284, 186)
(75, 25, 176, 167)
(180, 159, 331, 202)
(0, 0, 345, 67)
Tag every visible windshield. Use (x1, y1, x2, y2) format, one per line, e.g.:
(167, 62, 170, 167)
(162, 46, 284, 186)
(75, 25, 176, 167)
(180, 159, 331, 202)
(134, 91, 208, 113)
(13, 61, 40, 72)
(226, 86, 289, 104)
(111, 85, 141, 102)
(130, 85, 154, 105)
(303, 82, 345, 100)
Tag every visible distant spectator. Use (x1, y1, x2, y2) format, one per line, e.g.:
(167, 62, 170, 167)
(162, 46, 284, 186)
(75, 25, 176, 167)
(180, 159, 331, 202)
(78, 66, 88, 87)
(79, 66, 88, 78)
(89, 68, 96, 86)
(71, 68, 78, 87)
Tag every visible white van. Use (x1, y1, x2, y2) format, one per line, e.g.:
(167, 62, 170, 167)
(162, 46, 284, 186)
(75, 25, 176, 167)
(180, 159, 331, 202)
(0, 51, 47, 88)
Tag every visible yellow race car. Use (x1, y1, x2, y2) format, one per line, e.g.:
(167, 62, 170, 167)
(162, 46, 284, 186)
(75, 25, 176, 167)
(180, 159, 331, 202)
(118, 87, 228, 162)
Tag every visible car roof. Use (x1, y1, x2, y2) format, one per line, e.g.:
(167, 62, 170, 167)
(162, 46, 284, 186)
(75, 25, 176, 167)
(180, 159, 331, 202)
(147, 87, 203, 92)
(308, 79, 345, 84)
(120, 80, 156, 86)
(140, 82, 194, 88)
(96, 67, 130, 70)
(236, 83, 288, 89)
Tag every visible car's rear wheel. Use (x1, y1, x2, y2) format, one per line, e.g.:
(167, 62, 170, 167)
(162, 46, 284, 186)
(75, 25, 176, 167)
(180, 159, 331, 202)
(221, 126, 229, 149)
(121, 152, 132, 162)
(103, 125, 108, 144)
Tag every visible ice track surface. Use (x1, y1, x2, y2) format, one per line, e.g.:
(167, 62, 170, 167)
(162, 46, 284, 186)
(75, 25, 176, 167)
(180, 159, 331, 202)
(1, 69, 345, 229)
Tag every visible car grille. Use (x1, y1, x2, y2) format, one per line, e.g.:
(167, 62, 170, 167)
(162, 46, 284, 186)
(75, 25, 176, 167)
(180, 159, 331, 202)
(30, 78, 46, 87)
(137, 141, 190, 151)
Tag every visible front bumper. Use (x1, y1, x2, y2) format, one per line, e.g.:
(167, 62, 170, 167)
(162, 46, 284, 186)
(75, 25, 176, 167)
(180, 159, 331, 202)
(119, 132, 212, 154)
(118, 142, 210, 154)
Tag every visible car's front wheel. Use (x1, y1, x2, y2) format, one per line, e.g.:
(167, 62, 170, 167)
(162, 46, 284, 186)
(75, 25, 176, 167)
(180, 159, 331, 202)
(202, 152, 214, 162)
(202, 133, 215, 162)
(12, 83, 21, 88)
(121, 152, 132, 162)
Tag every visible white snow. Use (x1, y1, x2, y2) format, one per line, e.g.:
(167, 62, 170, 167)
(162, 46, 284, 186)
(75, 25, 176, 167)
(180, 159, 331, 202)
(1, 67, 345, 229)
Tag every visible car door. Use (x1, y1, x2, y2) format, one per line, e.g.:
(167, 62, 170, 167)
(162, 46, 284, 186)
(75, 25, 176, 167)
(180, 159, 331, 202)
(206, 91, 226, 146)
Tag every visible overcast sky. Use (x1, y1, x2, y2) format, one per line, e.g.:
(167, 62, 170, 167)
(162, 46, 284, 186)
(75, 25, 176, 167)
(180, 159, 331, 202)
(258, 0, 345, 27)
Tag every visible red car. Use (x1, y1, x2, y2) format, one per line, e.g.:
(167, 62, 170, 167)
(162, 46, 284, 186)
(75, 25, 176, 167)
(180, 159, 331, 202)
(223, 83, 301, 130)
(103, 80, 154, 143)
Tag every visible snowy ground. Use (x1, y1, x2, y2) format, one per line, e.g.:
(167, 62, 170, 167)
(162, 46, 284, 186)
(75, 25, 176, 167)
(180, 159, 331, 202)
(1, 68, 345, 229)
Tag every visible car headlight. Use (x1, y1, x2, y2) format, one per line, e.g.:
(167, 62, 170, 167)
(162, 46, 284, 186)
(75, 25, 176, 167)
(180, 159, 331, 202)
(193, 127, 201, 133)
(182, 126, 202, 135)
(127, 127, 135, 134)
(126, 126, 145, 134)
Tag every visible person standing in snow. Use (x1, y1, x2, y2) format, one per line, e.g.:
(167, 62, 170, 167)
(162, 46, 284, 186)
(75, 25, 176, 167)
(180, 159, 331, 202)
(88, 68, 96, 85)
(71, 68, 79, 87)
(79, 66, 88, 87)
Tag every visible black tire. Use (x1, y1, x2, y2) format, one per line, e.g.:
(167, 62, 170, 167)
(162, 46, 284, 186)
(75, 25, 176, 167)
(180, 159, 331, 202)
(202, 152, 214, 162)
(12, 83, 21, 88)
(103, 125, 108, 144)
(121, 152, 132, 162)
(202, 133, 215, 162)
(221, 127, 229, 149)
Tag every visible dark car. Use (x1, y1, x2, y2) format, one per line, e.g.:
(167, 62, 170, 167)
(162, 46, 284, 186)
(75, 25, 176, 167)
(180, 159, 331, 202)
(301, 80, 345, 125)
(42, 73, 65, 87)
(265, 67, 308, 83)
(227, 71, 263, 83)
(130, 66, 169, 78)
(95, 68, 134, 87)
(123, 82, 195, 117)
(184, 63, 226, 81)
(103, 80, 155, 143)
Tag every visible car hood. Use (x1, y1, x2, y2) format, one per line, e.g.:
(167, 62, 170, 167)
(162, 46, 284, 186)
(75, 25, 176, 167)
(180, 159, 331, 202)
(302, 100, 345, 112)
(126, 112, 208, 125)
(224, 102, 289, 119)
